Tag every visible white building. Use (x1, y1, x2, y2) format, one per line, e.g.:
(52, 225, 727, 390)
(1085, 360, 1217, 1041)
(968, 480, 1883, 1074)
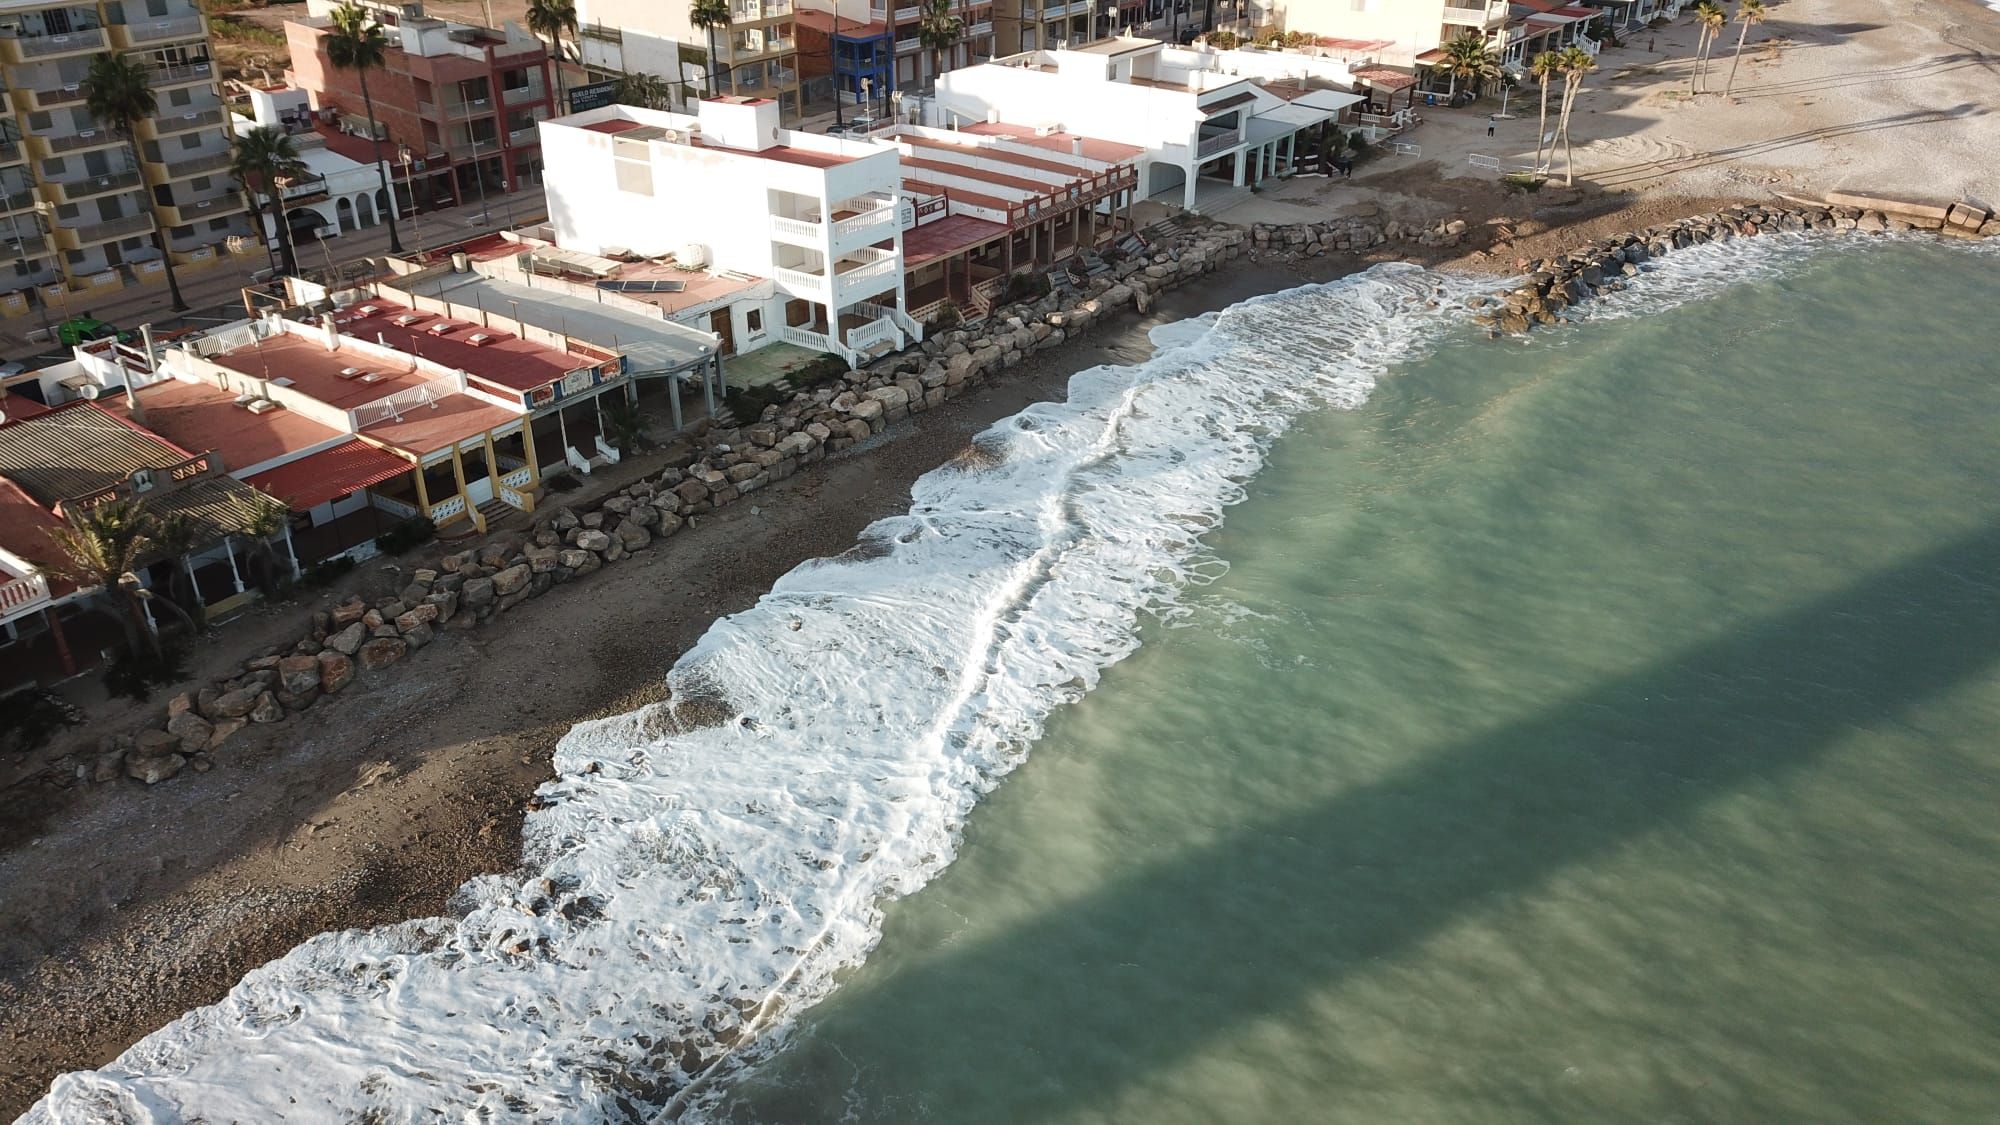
(929, 38, 1359, 210)
(577, 0, 801, 118)
(231, 84, 401, 247)
(540, 96, 921, 366)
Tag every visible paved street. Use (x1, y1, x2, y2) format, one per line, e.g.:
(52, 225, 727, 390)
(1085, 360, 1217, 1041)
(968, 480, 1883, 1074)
(2, 190, 548, 367)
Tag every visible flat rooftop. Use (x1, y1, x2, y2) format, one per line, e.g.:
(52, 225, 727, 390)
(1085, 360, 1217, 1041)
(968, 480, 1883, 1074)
(593, 263, 763, 319)
(575, 109, 860, 169)
(958, 122, 1144, 163)
(105, 377, 346, 476)
(209, 332, 434, 410)
(336, 299, 601, 392)
(396, 272, 719, 374)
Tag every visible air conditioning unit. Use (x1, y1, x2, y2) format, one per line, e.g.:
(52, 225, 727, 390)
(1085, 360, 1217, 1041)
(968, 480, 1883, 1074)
(245, 398, 281, 414)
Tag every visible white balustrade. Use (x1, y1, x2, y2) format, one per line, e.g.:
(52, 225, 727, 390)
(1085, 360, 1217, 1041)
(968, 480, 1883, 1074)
(427, 496, 467, 521)
(0, 571, 50, 615)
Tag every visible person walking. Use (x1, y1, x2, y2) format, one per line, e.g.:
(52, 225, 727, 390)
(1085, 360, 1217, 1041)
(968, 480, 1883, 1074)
(1487, 115, 1496, 137)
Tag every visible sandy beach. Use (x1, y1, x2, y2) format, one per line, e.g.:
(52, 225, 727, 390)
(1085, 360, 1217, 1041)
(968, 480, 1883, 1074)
(2, 0, 1995, 1110)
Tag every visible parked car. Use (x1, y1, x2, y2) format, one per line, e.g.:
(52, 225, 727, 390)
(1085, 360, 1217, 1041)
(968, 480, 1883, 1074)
(56, 317, 132, 347)
(0, 359, 26, 378)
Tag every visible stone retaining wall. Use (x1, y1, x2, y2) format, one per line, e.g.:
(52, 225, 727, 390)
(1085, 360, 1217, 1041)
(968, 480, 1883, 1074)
(88, 221, 1253, 787)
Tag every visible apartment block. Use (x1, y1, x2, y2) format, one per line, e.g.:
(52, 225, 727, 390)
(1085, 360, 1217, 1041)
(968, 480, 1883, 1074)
(791, 0, 997, 109)
(285, 0, 554, 213)
(0, 0, 249, 311)
(578, 0, 801, 119)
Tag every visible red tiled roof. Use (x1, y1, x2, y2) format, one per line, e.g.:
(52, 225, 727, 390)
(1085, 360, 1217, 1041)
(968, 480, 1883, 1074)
(902, 214, 1010, 267)
(210, 333, 434, 410)
(904, 155, 1050, 194)
(1352, 66, 1418, 91)
(338, 301, 600, 393)
(0, 476, 77, 599)
(104, 378, 345, 475)
(243, 439, 413, 511)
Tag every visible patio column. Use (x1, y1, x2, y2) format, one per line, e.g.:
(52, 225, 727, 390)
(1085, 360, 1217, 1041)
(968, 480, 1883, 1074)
(222, 537, 245, 593)
(1182, 163, 1198, 210)
(181, 554, 207, 608)
(668, 371, 684, 431)
(280, 521, 301, 579)
(45, 606, 75, 676)
(1232, 149, 1247, 188)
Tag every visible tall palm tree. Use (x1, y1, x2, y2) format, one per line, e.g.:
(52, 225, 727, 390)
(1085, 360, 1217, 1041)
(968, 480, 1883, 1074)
(80, 53, 188, 313)
(1691, 0, 1726, 94)
(1723, 0, 1767, 97)
(1555, 44, 1596, 187)
(526, 0, 579, 107)
(1530, 49, 1560, 172)
(1441, 32, 1498, 100)
(688, 0, 731, 98)
(47, 498, 158, 656)
(325, 4, 405, 254)
(917, 0, 964, 95)
(232, 126, 308, 277)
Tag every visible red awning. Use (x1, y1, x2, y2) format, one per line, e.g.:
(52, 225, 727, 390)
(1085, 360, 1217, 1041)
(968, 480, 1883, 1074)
(243, 439, 413, 511)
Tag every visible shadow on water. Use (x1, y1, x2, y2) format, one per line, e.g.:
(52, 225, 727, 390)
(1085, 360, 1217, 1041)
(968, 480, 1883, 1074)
(707, 520, 2000, 1121)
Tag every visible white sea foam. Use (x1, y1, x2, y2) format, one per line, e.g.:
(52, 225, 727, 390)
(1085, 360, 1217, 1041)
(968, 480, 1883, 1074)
(24, 236, 1862, 1123)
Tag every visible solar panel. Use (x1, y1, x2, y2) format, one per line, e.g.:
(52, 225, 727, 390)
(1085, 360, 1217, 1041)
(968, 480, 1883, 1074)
(596, 279, 687, 294)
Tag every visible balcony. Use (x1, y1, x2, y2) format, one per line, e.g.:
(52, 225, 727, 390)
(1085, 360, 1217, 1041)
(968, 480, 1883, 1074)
(111, 13, 207, 47)
(150, 148, 233, 182)
(831, 203, 897, 254)
(966, 19, 994, 36)
(0, 26, 107, 64)
(0, 234, 50, 260)
(0, 139, 24, 167)
(769, 213, 824, 248)
(274, 173, 328, 203)
(1195, 127, 1242, 159)
(53, 212, 156, 250)
(0, 187, 37, 217)
(1442, 0, 1509, 25)
(506, 126, 540, 146)
(32, 83, 88, 109)
(138, 106, 226, 139)
(149, 60, 216, 90)
(733, 66, 797, 93)
(833, 252, 897, 303)
(0, 572, 52, 622)
(157, 192, 247, 227)
(502, 82, 547, 106)
(732, 0, 792, 19)
(31, 128, 126, 158)
(48, 170, 145, 203)
(774, 265, 829, 298)
(722, 35, 794, 63)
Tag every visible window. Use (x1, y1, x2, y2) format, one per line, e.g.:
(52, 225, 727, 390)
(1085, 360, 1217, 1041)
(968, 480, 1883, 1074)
(131, 468, 156, 492)
(166, 88, 191, 107)
(147, 0, 171, 15)
(190, 175, 209, 191)
(179, 133, 201, 150)
(746, 309, 763, 332)
(208, 218, 230, 231)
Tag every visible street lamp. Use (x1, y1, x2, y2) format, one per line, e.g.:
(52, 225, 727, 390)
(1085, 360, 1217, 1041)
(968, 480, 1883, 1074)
(398, 144, 424, 255)
(859, 77, 873, 122)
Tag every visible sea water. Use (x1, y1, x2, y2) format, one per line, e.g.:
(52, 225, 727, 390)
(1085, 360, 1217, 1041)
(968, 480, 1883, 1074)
(25, 236, 2000, 1122)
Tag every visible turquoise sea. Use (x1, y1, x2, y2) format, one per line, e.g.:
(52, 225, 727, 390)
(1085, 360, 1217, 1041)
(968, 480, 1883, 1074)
(699, 238, 2000, 1123)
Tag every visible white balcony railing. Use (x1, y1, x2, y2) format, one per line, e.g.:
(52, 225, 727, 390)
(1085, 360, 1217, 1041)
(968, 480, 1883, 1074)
(835, 256, 897, 302)
(845, 316, 897, 354)
(781, 325, 831, 352)
(0, 571, 50, 618)
(770, 214, 824, 244)
(775, 266, 830, 296)
(499, 466, 533, 489)
(831, 204, 896, 251)
(428, 495, 466, 522)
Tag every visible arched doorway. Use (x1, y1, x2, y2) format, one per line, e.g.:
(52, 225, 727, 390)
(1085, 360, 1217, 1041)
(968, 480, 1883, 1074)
(355, 193, 376, 227)
(335, 196, 355, 232)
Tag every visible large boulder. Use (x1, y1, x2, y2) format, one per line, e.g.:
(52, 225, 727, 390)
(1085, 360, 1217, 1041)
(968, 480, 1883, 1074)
(207, 686, 261, 720)
(358, 636, 409, 670)
(126, 752, 186, 785)
(329, 598, 367, 628)
(324, 621, 367, 656)
(615, 521, 651, 551)
(317, 650, 355, 694)
(395, 604, 440, 633)
(424, 589, 460, 624)
(575, 529, 614, 553)
(490, 564, 531, 597)
(207, 718, 246, 751)
(402, 621, 435, 650)
(559, 548, 602, 576)
(461, 576, 496, 609)
(166, 710, 214, 754)
(134, 729, 180, 757)
(249, 691, 286, 724)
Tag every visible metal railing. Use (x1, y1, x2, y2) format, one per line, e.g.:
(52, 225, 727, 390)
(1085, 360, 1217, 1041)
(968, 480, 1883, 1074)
(507, 127, 538, 145)
(502, 82, 546, 105)
(0, 187, 36, 214)
(52, 170, 145, 201)
(0, 234, 49, 259)
(60, 212, 155, 245)
(120, 14, 205, 43)
(46, 128, 123, 154)
(148, 60, 215, 87)
(8, 27, 107, 57)
(156, 149, 233, 179)
(148, 106, 225, 135)
(1195, 128, 1242, 159)
(0, 140, 19, 164)
(34, 83, 87, 107)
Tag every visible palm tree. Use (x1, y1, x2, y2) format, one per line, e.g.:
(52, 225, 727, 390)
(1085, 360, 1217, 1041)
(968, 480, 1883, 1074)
(232, 126, 308, 277)
(688, 0, 731, 98)
(917, 0, 964, 95)
(80, 53, 188, 313)
(148, 511, 203, 624)
(614, 71, 673, 110)
(1691, 0, 1726, 94)
(1555, 44, 1596, 187)
(1441, 32, 1498, 100)
(526, 0, 579, 107)
(1724, 0, 1767, 97)
(47, 499, 158, 656)
(324, 4, 405, 254)
(1531, 49, 1560, 172)
(232, 490, 293, 593)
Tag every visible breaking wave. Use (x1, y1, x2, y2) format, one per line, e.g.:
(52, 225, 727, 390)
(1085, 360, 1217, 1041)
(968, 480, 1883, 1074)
(26, 236, 1874, 1122)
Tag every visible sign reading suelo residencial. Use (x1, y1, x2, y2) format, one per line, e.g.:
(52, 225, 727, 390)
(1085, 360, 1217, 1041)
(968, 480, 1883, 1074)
(566, 81, 619, 114)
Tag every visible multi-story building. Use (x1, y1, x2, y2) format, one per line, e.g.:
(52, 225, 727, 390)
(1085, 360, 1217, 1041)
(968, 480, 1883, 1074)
(791, 0, 996, 111)
(0, 0, 250, 312)
(229, 81, 401, 247)
(285, 0, 555, 213)
(931, 38, 1357, 209)
(577, 0, 801, 120)
(541, 96, 924, 366)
